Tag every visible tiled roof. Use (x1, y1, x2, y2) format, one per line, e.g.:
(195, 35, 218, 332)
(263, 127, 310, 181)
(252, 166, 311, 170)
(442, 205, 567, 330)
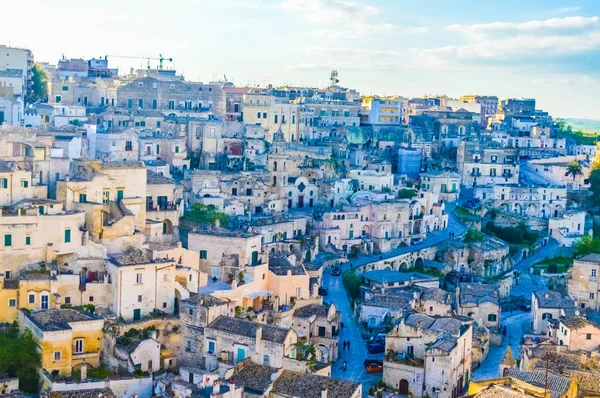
(475, 385, 528, 398)
(230, 360, 278, 394)
(460, 283, 499, 305)
(109, 249, 150, 266)
(562, 315, 595, 330)
(533, 290, 575, 309)
(427, 336, 457, 353)
(99, 161, 145, 169)
(420, 287, 450, 304)
(26, 309, 101, 331)
(272, 370, 361, 398)
(184, 294, 228, 308)
(506, 369, 570, 396)
(48, 388, 116, 398)
(146, 170, 174, 184)
(578, 253, 600, 263)
(294, 304, 330, 318)
(269, 253, 306, 276)
(405, 313, 435, 329)
(208, 316, 290, 344)
(363, 294, 412, 310)
(429, 317, 463, 335)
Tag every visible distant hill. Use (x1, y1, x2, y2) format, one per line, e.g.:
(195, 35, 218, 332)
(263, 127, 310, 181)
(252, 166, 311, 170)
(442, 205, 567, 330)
(563, 118, 600, 135)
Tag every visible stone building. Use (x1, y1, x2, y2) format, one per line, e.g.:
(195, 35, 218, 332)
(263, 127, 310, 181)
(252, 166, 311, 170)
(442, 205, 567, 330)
(291, 303, 340, 363)
(567, 254, 600, 311)
(203, 316, 297, 369)
(531, 290, 575, 334)
(475, 184, 566, 219)
(117, 77, 226, 117)
(145, 170, 184, 244)
(420, 170, 461, 202)
(554, 315, 600, 351)
(19, 308, 104, 377)
(383, 313, 473, 398)
(456, 283, 501, 330)
(457, 140, 519, 187)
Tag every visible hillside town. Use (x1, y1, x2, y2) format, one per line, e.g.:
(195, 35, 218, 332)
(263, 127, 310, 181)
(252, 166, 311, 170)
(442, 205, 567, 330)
(1, 43, 600, 398)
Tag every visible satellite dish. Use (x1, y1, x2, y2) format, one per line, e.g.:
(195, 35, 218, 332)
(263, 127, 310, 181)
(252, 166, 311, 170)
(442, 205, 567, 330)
(575, 310, 580, 316)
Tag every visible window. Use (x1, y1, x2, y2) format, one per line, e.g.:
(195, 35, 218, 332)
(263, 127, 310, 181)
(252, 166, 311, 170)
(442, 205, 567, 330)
(175, 146, 180, 153)
(4, 234, 11, 247)
(592, 269, 597, 277)
(168, 100, 175, 110)
(25, 235, 31, 246)
(103, 191, 109, 204)
(488, 314, 497, 322)
(274, 114, 278, 124)
(152, 99, 157, 109)
(54, 351, 61, 361)
(200, 250, 207, 259)
(128, 99, 133, 109)
(8, 298, 16, 307)
(163, 302, 167, 308)
(125, 141, 133, 151)
(295, 287, 301, 297)
(587, 334, 592, 340)
(138, 99, 143, 108)
(263, 112, 267, 118)
(136, 273, 143, 284)
(169, 84, 175, 89)
(79, 193, 87, 203)
(55, 95, 62, 103)
(65, 297, 71, 304)
(20, 180, 29, 188)
(138, 82, 144, 88)
(89, 296, 94, 302)
(257, 112, 261, 119)
(590, 293, 595, 299)
(62, 86, 69, 91)
(186, 341, 192, 351)
(138, 295, 142, 302)
(28, 293, 35, 304)
(188, 308, 193, 316)
(74, 339, 84, 354)
(0, 178, 6, 189)
(263, 355, 270, 366)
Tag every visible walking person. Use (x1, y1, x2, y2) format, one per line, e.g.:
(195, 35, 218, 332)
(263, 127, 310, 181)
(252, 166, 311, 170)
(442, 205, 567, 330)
(341, 321, 344, 332)
(347, 340, 351, 350)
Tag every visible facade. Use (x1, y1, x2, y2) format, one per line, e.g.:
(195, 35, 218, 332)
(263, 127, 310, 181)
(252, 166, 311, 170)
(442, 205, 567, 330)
(531, 290, 575, 334)
(360, 96, 405, 125)
(19, 308, 104, 377)
(555, 316, 600, 351)
(420, 171, 460, 202)
(475, 184, 566, 219)
(568, 254, 600, 311)
(383, 313, 473, 398)
(457, 140, 519, 187)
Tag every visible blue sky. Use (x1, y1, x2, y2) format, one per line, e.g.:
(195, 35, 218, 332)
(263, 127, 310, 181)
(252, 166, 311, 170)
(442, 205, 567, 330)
(3, 0, 600, 119)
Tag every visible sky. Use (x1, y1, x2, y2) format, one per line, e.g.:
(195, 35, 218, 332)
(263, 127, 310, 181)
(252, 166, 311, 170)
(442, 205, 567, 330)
(2, 0, 600, 119)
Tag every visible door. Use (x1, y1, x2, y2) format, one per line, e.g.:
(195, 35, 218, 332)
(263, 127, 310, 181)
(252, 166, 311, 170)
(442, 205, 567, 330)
(298, 196, 304, 208)
(174, 297, 179, 314)
(237, 348, 245, 362)
(0, 111, 4, 124)
(252, 251, 259, 265)
(41, 295, 49, 309)
(157, 196, 168, 210)
(399, 379, 409, 395)
(117, 190, 124, 201)
(133, 309, 141, 320)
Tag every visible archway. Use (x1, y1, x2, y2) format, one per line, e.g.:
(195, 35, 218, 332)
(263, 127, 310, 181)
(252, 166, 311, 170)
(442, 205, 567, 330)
(526, 204, 537, 217)
(163, 219, 173, 235)
(400, 262, 409, 270)
(414, 257, 424, 268)
(514, 203, 522, 215)
(399, 379, 409, 395)
(499, 203, 509, 213)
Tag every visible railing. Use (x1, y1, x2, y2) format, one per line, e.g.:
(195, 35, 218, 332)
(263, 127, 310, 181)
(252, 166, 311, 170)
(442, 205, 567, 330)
(147, 203, 176, 211)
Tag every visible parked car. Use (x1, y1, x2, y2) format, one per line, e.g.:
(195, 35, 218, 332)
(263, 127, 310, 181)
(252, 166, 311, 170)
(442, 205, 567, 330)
(519, 304, 532, 312)
(332, 267, 342, 276)
(318, 287, 328, 296)
(367, 341, 385, 354)
(411, 238, 423, 245)
(369, 333, 386, 343)
(364, 359, 384, 373)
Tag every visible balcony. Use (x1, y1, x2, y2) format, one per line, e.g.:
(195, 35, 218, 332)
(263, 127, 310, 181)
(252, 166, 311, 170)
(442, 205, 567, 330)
(471, 171, 481, 177)
(147, 202, 177, 212)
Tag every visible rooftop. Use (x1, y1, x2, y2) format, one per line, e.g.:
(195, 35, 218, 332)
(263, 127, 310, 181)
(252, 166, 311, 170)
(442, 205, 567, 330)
(48, 388, 116, 398)
(269, 253, 306, 276)
(293, 303, 331, 319)
(533, 290, 575, 309)
(208, 316, 290, 344)
(578, 253, 600, 263)
(183, 293, 228, 308)
(25, 309, 101, 332)
(230, 359, 278, 394)
(271, 370, 361, 398)
(99, 161, 145, 170)
(146, 169, 174, 184)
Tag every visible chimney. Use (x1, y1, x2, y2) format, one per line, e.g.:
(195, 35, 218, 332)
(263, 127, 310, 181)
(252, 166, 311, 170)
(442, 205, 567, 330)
(256, 324, 263, 343)
(212, 379, 221, 395)
(321, 388, 328, 398)
(81, 363, 88, 381)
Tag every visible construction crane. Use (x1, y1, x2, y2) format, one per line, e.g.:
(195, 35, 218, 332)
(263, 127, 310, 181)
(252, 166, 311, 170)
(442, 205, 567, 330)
(105, 54, 173, 70)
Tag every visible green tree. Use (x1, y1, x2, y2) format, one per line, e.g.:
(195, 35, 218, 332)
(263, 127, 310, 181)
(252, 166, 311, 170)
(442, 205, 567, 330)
(574, 235, 600, 256)
(30, 63, 48, 102)
(342, 269, 362, 299)
(590, 169, 600, 205)
(0, 325, 42, 393)
(566, 161, 584, 181)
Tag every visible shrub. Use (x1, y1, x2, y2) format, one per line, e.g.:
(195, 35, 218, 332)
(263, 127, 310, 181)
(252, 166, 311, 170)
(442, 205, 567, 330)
(342, 269, 362, 300)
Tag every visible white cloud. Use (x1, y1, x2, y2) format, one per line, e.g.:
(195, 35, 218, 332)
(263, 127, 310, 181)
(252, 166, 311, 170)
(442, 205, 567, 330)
(302, 46, 399, 57)
(558, 7, 581, 12)
(281, 0, 378, 23)
(445, 16, 599, 39)
(284, 60, 394, 71)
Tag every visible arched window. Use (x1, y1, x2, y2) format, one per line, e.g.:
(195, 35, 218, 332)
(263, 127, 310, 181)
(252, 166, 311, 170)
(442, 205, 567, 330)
(273, 161, 278, 171)
(488, 314, 497, 322)
(542, 313, 553, 320)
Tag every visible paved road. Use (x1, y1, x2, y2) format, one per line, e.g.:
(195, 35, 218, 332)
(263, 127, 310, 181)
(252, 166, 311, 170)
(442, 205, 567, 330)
(323, 202, 467, 392)
(473, 240, 560, 380)
(472, 311, 530, 380)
